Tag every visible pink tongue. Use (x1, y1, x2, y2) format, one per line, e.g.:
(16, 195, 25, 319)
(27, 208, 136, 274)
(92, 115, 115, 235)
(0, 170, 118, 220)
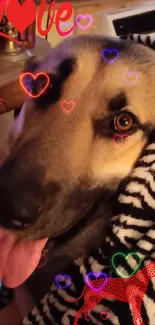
(0, 228, 48, 288)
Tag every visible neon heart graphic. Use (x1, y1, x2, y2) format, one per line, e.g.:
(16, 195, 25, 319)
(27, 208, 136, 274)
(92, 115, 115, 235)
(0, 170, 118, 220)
(76, 14, 93, 30)
(6, 0, 36, 34)
(123, 72, 139, 85)
(102, 49, 119, 64)
(60, 22, 74, 36)
(111, 252, 142, 278)
(32, 252, 47, 269)
(1, 1, 74, 42)
(85, 272, 108, 292)
(37, 254, 47, 269)
(100, 311, 110, 320)
(113, 134, 129, 150)
(55, 274, 72, 289)
(20, 72, 50, 98)
(60, 100, 75, 113)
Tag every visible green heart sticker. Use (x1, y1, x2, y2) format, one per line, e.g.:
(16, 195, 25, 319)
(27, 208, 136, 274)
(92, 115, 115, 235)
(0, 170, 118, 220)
(111, 252, 142, 278)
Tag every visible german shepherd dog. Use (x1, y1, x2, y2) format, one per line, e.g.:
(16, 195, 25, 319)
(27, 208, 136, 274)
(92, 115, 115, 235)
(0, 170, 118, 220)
(0, 31, 155, 291)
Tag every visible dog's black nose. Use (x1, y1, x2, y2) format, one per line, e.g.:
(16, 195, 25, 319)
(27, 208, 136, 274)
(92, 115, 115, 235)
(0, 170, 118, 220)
(0, 158, 44, 231)
(0, 185, 40, 230)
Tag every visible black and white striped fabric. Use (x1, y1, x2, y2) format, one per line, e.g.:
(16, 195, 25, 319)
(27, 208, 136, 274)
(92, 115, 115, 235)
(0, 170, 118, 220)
(22, 37, 155, 325)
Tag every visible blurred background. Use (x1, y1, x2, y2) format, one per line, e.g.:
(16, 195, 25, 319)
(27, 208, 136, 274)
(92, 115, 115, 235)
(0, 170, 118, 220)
(0, 0, 133, 149)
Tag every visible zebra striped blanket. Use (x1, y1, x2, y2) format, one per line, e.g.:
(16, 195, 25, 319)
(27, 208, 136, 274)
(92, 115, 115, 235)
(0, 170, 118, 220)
(22, 37, 155, 325)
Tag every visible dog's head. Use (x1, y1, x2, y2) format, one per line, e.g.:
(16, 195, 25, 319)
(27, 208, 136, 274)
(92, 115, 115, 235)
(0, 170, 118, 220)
(0, 35, 155, 287)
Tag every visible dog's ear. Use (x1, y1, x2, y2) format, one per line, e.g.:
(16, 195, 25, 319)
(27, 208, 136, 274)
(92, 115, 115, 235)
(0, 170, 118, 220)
(21, 57, 76, 108)
(32, 57, 77, 109)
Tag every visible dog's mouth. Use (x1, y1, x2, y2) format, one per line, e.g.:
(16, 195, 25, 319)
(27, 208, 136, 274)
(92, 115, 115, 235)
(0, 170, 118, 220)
(0, 181, 112, 288)
(0, 203, 96, 288)
(0, 207, 93, 288)
(0, 227, 48, 288)
(0, 197, 102, 288)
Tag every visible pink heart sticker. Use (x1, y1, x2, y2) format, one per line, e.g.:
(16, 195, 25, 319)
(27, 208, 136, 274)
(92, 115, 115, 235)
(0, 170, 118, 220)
(112, 134, 129, 150)
(37, 254, 47, 268)
(123, 72, 139, 85)
(61, 100, 75, 113)
(32, 253, 47, 269)
(100, 311, 110, 320)
(76, 14, 93, 30)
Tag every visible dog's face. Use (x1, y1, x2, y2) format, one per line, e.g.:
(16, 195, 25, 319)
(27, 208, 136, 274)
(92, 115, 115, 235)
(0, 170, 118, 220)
(0, 35, 155, 241)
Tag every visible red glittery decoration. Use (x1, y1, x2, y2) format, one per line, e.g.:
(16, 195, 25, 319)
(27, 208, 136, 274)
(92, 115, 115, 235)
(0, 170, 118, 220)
(67, 262, 155, 325)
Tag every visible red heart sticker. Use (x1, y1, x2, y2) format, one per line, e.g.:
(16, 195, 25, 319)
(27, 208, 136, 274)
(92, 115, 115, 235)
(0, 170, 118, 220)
(37, 253, 47, 268)
(60, 100, 75, 113)
(6, 0, 36, 34)
(20, 72, 50, 98)
(100, 311, 109, 320)
(32, 253, 47, 269)
(112, 134, 129, 150)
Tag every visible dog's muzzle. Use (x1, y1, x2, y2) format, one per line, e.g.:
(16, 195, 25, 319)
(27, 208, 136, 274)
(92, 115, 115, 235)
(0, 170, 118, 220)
(0, 158, 44, 231)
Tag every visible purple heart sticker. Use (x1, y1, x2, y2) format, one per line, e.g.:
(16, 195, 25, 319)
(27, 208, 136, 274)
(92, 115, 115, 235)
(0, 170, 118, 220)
(76, 14, 93, 30)
(123, 71, 139, 85)
(55, 274, 72, 289)
(102, 49, 119, 64)
(85, 272, 108, 292)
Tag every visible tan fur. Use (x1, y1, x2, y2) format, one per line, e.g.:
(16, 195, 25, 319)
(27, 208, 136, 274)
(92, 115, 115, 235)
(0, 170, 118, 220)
(1, 35, 155, 265)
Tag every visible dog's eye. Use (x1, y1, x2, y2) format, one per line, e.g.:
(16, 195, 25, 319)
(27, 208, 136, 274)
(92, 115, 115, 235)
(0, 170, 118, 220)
(113, 112, 135, 132)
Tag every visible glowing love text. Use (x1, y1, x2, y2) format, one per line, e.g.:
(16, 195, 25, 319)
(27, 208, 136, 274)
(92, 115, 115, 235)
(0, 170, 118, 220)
(0, 0, 75, 42)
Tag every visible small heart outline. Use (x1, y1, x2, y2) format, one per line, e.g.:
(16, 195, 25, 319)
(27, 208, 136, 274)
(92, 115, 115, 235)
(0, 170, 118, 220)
(55, 274, 72, 289)
(85, 272, 108, 292)
(123, 71, 139, 85)
(60, 100, 75, 113)
(20, 72, 50, 98)
(112, 134, 129, 150)
(111, 252, 142, 278)
(100, 311, 110, 320)
(102, 49, 119, 64)
(76, 14, 93, 30)
(37, 254, 47, 269)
